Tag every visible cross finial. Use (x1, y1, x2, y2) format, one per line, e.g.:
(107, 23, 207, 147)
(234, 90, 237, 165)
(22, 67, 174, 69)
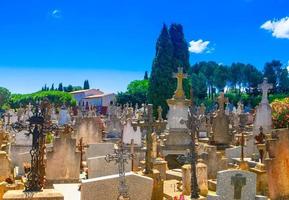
(258, 77, 273, 104)
(172, 67, 188, 99)
(217, 92, 227, 111)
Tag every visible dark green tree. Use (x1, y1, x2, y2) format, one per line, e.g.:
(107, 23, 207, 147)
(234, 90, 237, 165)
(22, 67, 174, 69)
(58, 83, 63, 91)
(148, 24, 174, 117)
(279, 68, 289, 93)
(83, 80, 90, 90)
(50, 83, 55, 91)
(263, 60, 282, 92)
(0, 87, 11, 109)
(169, 23, 190, 98)
(144, 71, 149, 80)
(213, 64, 228, 92)
(66, 85, 73, 92)
(191, 73, 207, 100)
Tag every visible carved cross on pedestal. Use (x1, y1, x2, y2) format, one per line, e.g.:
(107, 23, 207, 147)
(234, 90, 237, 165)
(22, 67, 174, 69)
(132, 104, 167, 174)
(217, 92, 228, 111)
(231, 174, 246, 200)
(77, 137, 89, 172)
(258, 78, 273, 104)
(105, 141, 133, 200)
(172, 67, 188, 99)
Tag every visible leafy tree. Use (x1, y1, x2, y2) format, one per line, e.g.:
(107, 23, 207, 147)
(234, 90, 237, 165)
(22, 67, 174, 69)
(263, 60, 282, 92)
(144, 71, 148, 80)
(9, 90, 76, 108)
(147, 24, 174, 117)
(66, 85, 73, 92)
(279, 68, 289, 93)
(0, 87, 11, 109)
(191, 73, 207, 101)
(116, 80, 149, 106)
(83, 80, 90, 90)
(58, 83, 63, 91)
(213, 64, 228, 91)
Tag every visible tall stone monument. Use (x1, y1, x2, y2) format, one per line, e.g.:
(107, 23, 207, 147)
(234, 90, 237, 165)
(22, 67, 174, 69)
(253, 78, 273, 135)
(212, 92, 231, 147)
(163, 67, 191, 155)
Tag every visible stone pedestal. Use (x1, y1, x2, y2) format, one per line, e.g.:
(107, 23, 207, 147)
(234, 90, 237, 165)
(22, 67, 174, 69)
(0, 182, 24, 200)
(250, 163, 268, 196)
(3, 189, 64, 200)
(144, 169, 163, 200)
(0, 151, 12, 182)
(153, 158, 168, 180)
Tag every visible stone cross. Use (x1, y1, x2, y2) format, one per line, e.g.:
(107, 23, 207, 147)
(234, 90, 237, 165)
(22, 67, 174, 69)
(105, 141, 133, 200)
(231, 173, 246, 200)
(172, 67, 188, 99)
(258, 77, 273, 104)
(77, 137, 89, 172)
(132, 104, 167, 174)
(217, 92, 227, 111)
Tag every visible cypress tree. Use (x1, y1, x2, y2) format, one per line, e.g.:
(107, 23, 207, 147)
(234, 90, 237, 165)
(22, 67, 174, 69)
(144, 71, 148, 80)
(83, 80, 90, 89)
(58, 83, 63, 91)
(169, 23, 191, 98)
(148, 24, 174, 117)
(50, 83, 55, 91)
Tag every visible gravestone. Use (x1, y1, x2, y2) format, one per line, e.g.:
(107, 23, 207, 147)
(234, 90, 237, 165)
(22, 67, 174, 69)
(212, 92, 231, 146)
(46, 133, 81, 184)
(0, 151, 12, 181)
(163, 68, 191, 156)
(87, 155, 131, 178)
(123, 119, 142, 146)
(266, 128, 289, 200)
(86, 143, 114, 158)
(210, 169, 256, 200)
(76, 117, 103, 144)
(58, 105, 71, 126)
(253, 78, 273, 135)
(81, 172, 153, 200)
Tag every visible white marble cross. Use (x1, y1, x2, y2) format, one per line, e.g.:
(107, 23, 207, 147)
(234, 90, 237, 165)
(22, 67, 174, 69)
(258, 78, 273, 103)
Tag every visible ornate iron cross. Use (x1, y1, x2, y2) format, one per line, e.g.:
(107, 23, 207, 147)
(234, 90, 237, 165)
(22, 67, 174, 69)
(25, 105, 45, 192)
(178, 89, 201, 199)
(105, 141, 133, 200)
(131, 104, 167, 174)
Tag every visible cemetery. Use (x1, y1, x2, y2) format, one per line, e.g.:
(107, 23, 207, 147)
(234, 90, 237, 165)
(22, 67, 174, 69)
(0, 1, 289, 200)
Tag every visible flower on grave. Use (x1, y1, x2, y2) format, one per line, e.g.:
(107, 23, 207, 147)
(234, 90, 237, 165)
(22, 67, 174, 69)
(271, 98, 289, 129)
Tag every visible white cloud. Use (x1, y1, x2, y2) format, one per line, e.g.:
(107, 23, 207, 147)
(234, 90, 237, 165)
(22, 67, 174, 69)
(51, 9, 62, 19)
(261, 17, 289, 39)
(188, 39, 211, 54)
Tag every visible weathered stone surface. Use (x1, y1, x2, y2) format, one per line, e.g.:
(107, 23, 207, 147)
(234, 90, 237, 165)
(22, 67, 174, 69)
(46, 133, 80, 183)
(200, 145, 228, 179)
(0, 151, 12, 182)
(266, 128, 289, 200)
(75, 117, 103, 144)
(212, 112, 230, 145)
(87, 155, 131, 178)
(81, 172, 153, 200)
(215, 169, 256, 200)
(123, 120, 142, 146)
(3, 189, 64, 200)
(86, 143, 114, 159)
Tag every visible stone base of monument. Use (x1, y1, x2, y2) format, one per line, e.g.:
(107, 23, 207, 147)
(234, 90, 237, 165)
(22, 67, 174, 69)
(141, 169, 163, 200)
(3, 189, 64, 200)
(152, 158, 168, 180)
(250, 163, 268, 196)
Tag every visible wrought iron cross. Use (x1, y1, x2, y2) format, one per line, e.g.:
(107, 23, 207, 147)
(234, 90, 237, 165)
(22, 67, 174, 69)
(105, 141, 133, 200)
(178, 89, 200, 199)
(131, 104, 167, 174)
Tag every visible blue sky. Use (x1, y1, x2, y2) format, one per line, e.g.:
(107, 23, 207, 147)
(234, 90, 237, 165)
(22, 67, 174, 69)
(0, 0, 289, 94)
